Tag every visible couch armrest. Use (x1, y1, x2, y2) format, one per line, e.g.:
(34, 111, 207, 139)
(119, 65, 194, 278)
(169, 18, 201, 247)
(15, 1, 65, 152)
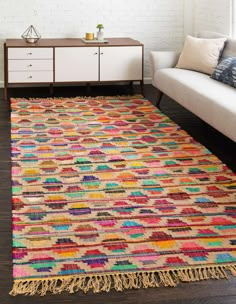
(149, 51, 181, 79)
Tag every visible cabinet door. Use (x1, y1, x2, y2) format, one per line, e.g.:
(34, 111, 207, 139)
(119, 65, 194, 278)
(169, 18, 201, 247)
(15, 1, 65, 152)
(55, 47, 99, 82)
(100, 46, 142, 81)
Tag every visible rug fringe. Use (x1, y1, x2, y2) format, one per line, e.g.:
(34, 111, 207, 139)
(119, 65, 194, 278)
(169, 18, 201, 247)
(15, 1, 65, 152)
(11, 94, 144, 102)
(10, 264, 236, 296)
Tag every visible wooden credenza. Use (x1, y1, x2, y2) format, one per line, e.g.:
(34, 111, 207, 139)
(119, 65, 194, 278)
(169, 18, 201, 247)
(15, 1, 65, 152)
(4, 38, 144, 100)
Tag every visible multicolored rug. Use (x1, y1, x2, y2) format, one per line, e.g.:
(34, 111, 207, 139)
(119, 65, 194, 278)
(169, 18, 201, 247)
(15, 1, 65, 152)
(10, 96, 236, 296)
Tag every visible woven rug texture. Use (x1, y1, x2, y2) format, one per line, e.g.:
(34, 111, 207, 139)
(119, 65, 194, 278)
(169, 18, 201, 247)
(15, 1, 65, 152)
(10, 97, 236, 296)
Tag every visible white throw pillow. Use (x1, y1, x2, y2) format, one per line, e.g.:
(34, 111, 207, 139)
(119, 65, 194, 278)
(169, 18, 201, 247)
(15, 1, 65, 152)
(176, 35, 227, 75)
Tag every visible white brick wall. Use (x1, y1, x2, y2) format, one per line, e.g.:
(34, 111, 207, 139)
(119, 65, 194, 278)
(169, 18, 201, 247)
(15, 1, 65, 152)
(184, 0, 195, 36)
(194, 0, 232, 36)
(233, 0, 236, 37)
(0, 0, 185, 86)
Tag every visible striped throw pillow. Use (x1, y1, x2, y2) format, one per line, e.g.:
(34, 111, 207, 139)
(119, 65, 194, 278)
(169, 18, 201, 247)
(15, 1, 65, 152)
(211, 57, 236, 88)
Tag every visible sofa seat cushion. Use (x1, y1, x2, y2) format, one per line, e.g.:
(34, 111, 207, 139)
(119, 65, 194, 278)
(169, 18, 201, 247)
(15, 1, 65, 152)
(154, 68, 236, 142)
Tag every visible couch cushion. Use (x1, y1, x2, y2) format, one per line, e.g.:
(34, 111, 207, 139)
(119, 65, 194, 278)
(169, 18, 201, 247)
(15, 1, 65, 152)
(211, 57, 236, 88)
(222, 39, 236, 59)
(154, 68, 236, 142)
(176, 35, 227, 75)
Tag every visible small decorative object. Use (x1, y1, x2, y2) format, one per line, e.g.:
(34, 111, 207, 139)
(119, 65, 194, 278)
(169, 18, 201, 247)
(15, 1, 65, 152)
(96, 23, 104, 41)
(21, 25, 41, 43)
(85, 32, 94, 40)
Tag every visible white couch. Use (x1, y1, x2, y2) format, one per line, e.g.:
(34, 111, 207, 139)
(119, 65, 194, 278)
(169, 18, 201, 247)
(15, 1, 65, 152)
(150, 32, 236, 142)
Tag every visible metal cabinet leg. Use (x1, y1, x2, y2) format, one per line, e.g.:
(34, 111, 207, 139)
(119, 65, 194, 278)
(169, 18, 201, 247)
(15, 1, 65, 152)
(86, 83, 91, 96)
(49, 84, 54, 96)
(130, 81, 134, 94)
(4, 87, 8, 101)
(140, 80, 144, 96)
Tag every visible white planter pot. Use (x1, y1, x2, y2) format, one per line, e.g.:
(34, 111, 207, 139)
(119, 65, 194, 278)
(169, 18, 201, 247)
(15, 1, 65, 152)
(97, 31, 104, 41)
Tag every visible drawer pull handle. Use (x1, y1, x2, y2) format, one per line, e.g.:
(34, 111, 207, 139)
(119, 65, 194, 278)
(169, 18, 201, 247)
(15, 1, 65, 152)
(94, 52, 98, 55)
(28, 64, 32, 67)
(28, 76, 33, 79)
(100, 52, 104, 55)
(27, 52, 32, 55)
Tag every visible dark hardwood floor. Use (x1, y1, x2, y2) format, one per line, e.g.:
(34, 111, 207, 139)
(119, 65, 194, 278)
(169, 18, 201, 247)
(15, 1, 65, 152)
(0, 84, 235, 304)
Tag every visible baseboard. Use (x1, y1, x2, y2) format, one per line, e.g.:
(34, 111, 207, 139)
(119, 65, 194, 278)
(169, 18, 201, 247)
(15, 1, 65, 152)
(144, 77, 152, 84)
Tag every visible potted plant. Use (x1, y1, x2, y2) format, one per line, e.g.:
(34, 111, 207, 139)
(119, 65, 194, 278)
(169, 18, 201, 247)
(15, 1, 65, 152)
(96, 23, 104, 40)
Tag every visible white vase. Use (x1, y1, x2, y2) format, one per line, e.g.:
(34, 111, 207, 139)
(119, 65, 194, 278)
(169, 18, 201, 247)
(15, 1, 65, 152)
(97, 31, 104, 41)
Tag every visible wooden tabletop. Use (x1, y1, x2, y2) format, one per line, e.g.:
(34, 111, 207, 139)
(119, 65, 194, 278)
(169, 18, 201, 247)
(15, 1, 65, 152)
(5, 37, 143, 47)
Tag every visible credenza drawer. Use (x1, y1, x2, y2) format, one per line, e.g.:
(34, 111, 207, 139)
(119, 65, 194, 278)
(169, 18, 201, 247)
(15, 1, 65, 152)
(8, 48, 53, 59)
(8, 71, 53, 83)
(8, 59, 53, 71)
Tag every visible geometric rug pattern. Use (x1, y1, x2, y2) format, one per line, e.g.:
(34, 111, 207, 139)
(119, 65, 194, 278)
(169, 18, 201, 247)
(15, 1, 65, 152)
(10, 97, 236, 296)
